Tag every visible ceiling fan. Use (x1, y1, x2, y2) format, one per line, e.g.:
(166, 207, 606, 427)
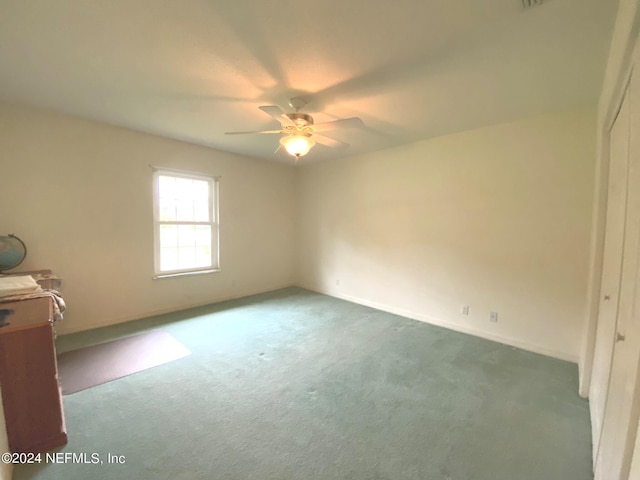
(225, 97, 364, 160)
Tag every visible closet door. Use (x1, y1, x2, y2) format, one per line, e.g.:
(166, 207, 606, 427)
(590, 81, 630, 459)
(595, 65, 640, 480)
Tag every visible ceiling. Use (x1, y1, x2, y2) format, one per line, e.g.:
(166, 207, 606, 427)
(0, 0, 617, 164)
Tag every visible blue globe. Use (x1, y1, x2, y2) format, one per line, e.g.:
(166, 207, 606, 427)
(0, 235, 27, 272)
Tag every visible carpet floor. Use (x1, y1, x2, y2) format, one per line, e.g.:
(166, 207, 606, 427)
(14, 287, 592, 480)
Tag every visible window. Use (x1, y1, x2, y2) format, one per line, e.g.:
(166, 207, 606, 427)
(152, 168, 219, 277)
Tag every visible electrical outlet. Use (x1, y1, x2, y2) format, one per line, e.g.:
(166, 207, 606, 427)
(335, 279, 340, 286)
(460, 305, 470, 315)
(490, 312, 498, 323)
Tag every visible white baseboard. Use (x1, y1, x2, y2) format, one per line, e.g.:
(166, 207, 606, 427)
(57, 283, 296, 335)
(58, 281, 578, 364)
(298, 283, 579, 364)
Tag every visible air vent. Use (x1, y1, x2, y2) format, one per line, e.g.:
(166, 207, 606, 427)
(522, 0, 544, 8)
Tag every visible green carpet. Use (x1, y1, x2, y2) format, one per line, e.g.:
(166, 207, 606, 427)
(14, 287, 592, 480)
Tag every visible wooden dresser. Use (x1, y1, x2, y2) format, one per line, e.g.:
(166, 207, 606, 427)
(0, 296, 67, 453)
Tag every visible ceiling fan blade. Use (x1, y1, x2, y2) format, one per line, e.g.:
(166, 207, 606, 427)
(259, 105, 295, 126)
(312, 117, 364, 132)
(225, 129, 283, 135)
(312, 133, 349, 148)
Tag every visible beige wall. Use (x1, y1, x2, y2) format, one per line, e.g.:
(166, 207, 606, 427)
(0, 103, 296, 334)
(296, 108, 596, 362)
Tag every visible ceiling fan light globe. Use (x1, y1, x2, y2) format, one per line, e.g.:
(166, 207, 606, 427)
(280, 135, 315, 158)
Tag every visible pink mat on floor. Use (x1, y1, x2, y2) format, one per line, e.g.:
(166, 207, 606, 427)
(57, 330, 191, 395)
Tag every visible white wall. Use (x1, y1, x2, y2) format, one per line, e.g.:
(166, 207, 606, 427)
(296, 108, 596, 362)
(0, 103, 296, 334)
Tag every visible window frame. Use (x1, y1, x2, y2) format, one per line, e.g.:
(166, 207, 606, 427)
(152, 167, 220, 279)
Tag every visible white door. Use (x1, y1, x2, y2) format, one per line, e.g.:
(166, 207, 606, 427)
(590, 80, 631, 459)
(595, 66, 640, 479)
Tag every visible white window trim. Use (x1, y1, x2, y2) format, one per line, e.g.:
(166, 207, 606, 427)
(152, 168, 220, 279)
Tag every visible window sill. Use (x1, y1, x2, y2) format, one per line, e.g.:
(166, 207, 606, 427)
(153, 269, 221, 280)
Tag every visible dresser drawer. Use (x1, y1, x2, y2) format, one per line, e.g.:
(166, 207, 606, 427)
(0, 297, 52, 333)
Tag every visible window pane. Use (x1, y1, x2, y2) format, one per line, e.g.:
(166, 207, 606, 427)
(159, 199, 177, 221)
(177, 246, 196, 269)
(193, 180, 208, 204)
(158, 176, 176, 199)
(176, 178, 193, 200)
(177, 225, 196, 247)
(195, 225, 211, 246)
(159, 225, 178, 247)
(195, 246, 211, 267)
(193, 201, 209, 222)
(176, 200, 194, 221)
(154, 171, 217, 275)
(160, 247, 178, 271)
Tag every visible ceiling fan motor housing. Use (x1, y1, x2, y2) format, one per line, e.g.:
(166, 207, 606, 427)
(286, 112, 314, 127)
